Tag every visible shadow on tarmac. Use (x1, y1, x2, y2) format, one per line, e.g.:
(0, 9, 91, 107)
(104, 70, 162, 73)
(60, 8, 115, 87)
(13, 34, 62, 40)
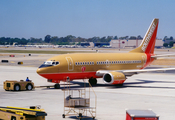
(61, 79, 175, 90)
(68, 116, 96, 120)
(41, 79, 175, 90)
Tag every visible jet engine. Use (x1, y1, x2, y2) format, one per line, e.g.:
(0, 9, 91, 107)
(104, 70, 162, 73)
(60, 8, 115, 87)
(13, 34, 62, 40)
(103, 72, 126, 84)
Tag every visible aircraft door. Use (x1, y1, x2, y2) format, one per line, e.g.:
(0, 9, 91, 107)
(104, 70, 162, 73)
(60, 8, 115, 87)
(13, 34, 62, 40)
(66, 57, 74, 71)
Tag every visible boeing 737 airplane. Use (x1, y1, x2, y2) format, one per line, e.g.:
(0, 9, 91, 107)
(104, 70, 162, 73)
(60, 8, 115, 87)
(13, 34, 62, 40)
(37, 18, 175, 89)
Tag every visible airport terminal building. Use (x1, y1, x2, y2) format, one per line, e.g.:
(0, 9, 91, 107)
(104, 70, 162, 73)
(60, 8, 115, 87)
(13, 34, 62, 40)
(82, 39, 164, 48)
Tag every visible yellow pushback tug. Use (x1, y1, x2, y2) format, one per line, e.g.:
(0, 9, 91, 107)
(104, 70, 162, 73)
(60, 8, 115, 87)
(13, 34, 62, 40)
(0, 106, 47, 120)
(3, 80, 34, 91)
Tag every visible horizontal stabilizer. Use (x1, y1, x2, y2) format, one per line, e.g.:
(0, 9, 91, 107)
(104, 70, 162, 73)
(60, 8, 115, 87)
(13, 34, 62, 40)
(151, 54, 175, 58)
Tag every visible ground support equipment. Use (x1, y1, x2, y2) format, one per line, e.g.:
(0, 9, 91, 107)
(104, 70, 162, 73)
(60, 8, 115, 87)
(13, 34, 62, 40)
(3, 80, 34, 91)
(126, 109, 159, 120)
(0, 106, 47, 120)
(62, 79, 97, 120)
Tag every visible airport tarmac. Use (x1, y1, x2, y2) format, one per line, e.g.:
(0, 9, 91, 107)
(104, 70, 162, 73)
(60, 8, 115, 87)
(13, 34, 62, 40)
(1, 66, 175, 120)
(0, 50, 175, 120)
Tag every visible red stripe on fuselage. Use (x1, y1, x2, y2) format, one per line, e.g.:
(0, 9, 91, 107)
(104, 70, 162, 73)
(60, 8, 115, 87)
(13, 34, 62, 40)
(38, 71, 99, 81)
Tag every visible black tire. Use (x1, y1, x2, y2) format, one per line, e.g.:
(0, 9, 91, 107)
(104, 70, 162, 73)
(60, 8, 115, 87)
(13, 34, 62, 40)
(11, 116, 16, 120)
(18, 62, 23, 65)
(79, 113, 82, 117)
(89, 78, 97, 85)
(14, 84, 20, 91)
(62, 114, 65, 118)
(26, 83, 33, 90)
(54, 84, 60, 89)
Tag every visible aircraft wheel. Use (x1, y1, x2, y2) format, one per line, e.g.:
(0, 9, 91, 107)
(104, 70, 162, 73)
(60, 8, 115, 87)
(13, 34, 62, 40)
(89, 78, 97, 85)
(62, 114, 65, 118)
(11, 116, 16, 120)
(14, 84, 20, 91)
(26, 83, 33, 90)
(54, 84, 60, 89)
(79, 113, 82, 117)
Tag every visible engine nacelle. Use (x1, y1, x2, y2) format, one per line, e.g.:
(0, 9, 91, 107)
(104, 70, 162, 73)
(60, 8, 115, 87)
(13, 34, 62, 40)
(103, 72, 126, 84)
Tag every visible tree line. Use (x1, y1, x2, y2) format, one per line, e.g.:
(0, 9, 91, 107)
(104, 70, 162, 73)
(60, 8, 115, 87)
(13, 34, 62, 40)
(163, 36, 174, 47)
(1, 35, 173, 46)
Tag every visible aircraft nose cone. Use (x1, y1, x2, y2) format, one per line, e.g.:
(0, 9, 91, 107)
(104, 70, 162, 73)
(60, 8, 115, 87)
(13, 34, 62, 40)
(36, 68, 42, 74)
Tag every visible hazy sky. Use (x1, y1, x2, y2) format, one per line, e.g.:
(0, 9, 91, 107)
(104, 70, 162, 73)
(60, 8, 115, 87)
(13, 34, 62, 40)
(0, 0, 175, 39)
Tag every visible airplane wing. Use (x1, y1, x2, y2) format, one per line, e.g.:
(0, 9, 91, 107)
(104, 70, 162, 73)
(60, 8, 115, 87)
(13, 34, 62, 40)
(96, 67, 175, 77)
(151, 54, 175, 58)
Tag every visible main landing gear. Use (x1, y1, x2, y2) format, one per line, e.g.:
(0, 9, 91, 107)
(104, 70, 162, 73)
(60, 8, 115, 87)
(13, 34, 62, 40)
(54, 83, 60, 89)
(89, 78, 97, 85)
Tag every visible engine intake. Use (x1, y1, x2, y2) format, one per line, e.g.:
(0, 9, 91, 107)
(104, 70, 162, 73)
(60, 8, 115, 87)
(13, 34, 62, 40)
(103, 72, 126, 84)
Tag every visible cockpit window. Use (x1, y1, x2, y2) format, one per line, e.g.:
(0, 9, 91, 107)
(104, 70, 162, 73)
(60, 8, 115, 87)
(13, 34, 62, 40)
(44, 61, 52, 65)
(39, 61, 59, 68)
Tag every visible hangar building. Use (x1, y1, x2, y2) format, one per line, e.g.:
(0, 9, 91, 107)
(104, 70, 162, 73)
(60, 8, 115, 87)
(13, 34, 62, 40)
(110, 39, 164, 48)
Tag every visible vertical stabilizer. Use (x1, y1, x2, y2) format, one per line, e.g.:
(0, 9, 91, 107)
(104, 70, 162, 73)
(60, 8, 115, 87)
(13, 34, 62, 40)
(130, 18, 159, 54)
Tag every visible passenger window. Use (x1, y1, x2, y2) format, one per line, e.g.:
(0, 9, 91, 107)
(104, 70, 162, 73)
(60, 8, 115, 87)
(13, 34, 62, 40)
(56, 62, 59, 65)
(52, 62, 55, 65)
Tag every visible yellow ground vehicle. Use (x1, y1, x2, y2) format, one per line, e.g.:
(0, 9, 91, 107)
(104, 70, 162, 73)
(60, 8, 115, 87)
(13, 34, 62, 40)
(3, 80, 34, 91)
(0, 106, 47, 120)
